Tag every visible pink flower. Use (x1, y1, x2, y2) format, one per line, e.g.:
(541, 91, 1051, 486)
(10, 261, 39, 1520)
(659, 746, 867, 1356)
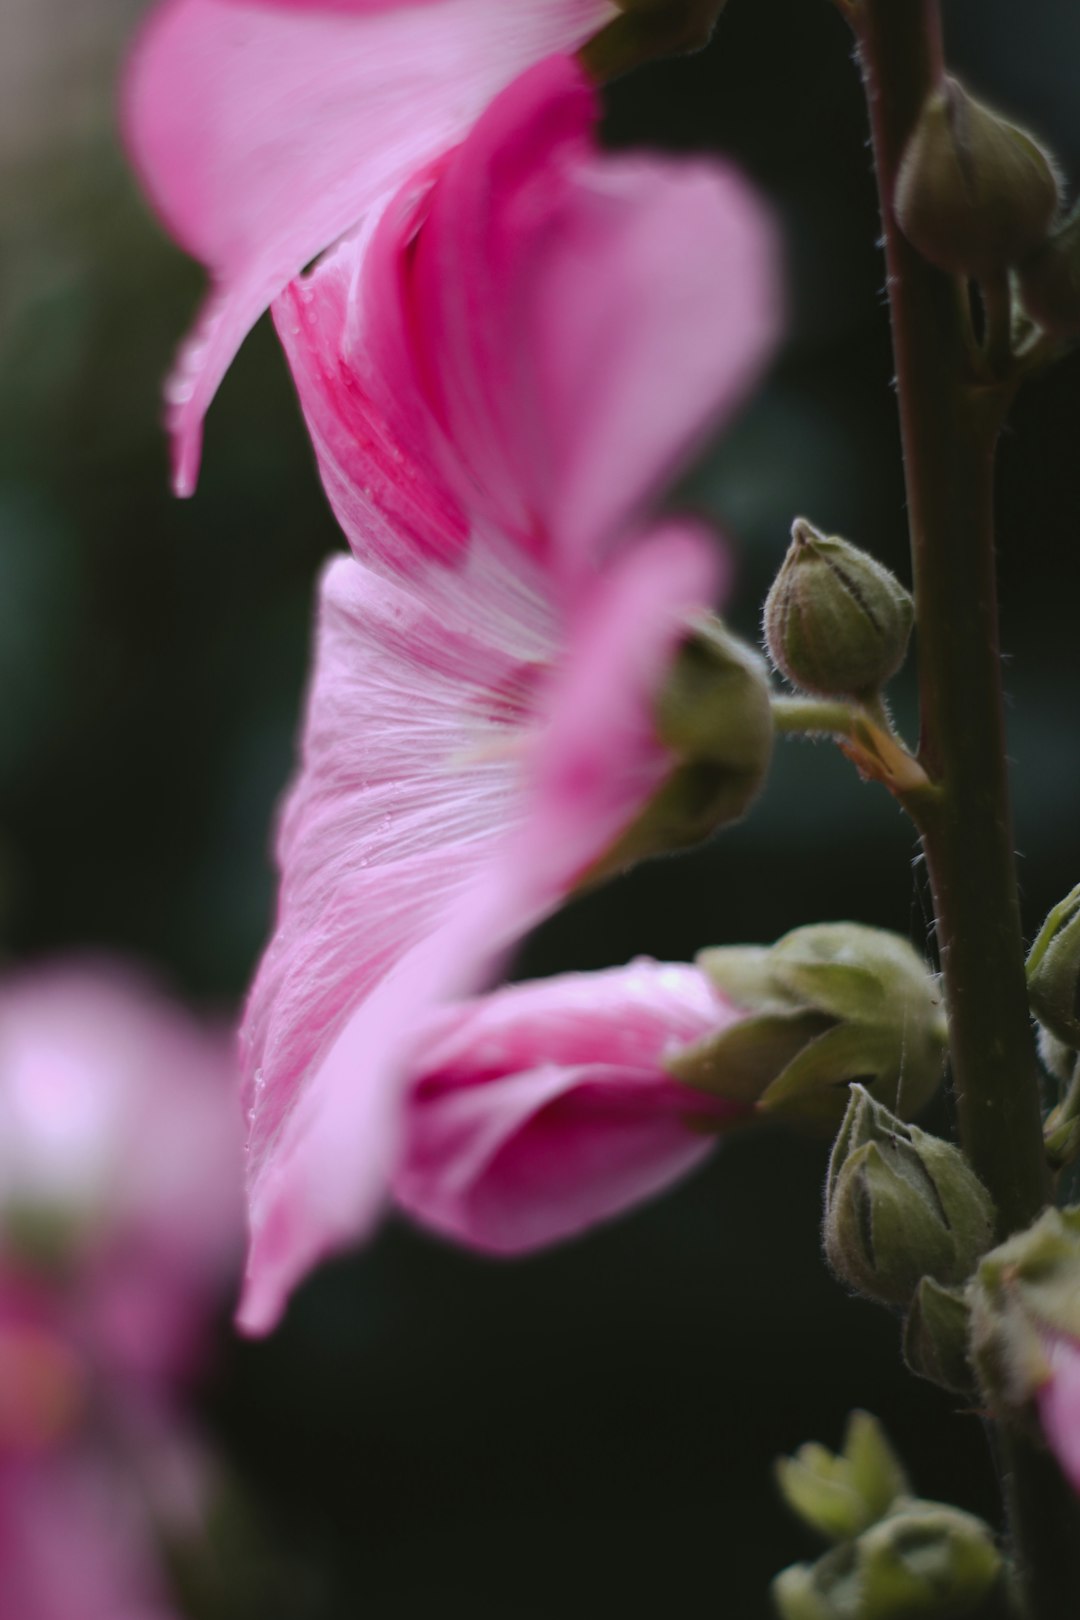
(396, 959, 749, 1253)
(0, 1451, 182, 1620)
(238, 58, 778, 1332)
(0, 962, 243, 1620)
(0, 961, 242, 1382)
(123, 0, 615, 495)
(1037, 1334, 1080, 1495)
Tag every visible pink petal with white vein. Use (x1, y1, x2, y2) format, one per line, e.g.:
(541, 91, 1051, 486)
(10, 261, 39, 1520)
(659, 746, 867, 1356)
(122, 0, 614, 493)
(237, 527, 715, 1332)
(237, 59, 780, 1330)
(1038, 1334, 1080, 1494)
(395, 959, 746, 1252)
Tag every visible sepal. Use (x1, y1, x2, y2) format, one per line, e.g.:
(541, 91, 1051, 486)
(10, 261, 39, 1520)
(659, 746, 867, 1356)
(1018, 205, 1080, 338)
(674, 924, 946, 1129)
(903, 1278, 976, 1398)
(595, 616, 773, 877)
(776, 1411, 908, 1544)
(1026, 883, 1080, 1049)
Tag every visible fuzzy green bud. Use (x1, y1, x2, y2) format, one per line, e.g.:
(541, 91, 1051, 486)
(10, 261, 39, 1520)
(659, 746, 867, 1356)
(1026, 883, 1080, 1048)
(776, 1411, 907, 1545)
(586, 616, 773, 883)
(773, 1502, 1002, 1620)
(969, 1206, 1080, 1420)
(763, 519, 913, 701)
(673, 924, 946, 1130)
(895, 78, 1061, 278)
(903, 1278, 976, 1398)
(825, 1088, 995, 1309)
(1018, 205, 1080, 337)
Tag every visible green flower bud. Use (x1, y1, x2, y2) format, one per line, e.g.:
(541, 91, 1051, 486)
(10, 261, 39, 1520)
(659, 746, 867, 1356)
(895, 78, 1061, 278)
(903, 1278, 976, 1398)
(776, 1411, 907, 1544)
(970, 1206, 1080, 1418)
(585, 616, 773, 883)
(773, 1503, 1002, 1620)
(825, 1088, 995, 1309)
(763, 519, 913, 701)
(1018, 205, 1080, 337)
(1026, 883, 1080, 1048)
(673, 924, 946, 1130)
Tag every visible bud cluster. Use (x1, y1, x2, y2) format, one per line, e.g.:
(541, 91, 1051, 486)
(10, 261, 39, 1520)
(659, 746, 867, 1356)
(772, 1412, 1002, 1620)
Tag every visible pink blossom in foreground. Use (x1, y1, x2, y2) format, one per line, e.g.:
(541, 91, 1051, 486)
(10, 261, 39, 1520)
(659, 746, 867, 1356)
(1038, 1334, 1080, 1494)
(123, 0, 615, 494)
(238, 58, 779, 1332)
(396, 960, 750, 1252)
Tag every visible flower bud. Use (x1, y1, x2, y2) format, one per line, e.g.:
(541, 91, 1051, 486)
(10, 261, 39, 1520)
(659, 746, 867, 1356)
(776, 1411, 907, 1544)
(673, 924, 946, 1130)
(969, 1206, 1080, 1424)
(773, 1502, 1002, 1620)
(903, 1277, 976, 1398)
(824, 1088, 995, 1309)
(895, 78, 1061, 278)
(763, 519, 913, 700)
(1026, 883, 1080, 1048)
(1018, 206, 1080, 337)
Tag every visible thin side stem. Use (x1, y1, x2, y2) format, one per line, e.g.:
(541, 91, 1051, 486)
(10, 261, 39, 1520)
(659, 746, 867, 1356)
(854, 1, 1080, 1610)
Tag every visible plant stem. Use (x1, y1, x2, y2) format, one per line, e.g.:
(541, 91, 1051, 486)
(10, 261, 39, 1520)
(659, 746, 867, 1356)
(855, 0, 1044, 1246)
(854, 0, 1080, 1609)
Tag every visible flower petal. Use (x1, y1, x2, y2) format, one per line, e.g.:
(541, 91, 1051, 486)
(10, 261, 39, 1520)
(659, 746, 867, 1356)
(406, 54, 782, 566)
(237, 523, 715, 1331)
(1038, 1335, 1080, 1494)
(395, 959, 744, 1252)
(122, 0, 613, 493)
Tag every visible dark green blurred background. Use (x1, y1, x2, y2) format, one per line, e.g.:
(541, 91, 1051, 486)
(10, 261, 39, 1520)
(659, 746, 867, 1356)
(3, 1, 1079, 1613)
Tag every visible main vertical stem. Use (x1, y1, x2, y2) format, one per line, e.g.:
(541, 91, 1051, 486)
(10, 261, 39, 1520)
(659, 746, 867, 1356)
(855, 1, 1080, 1610)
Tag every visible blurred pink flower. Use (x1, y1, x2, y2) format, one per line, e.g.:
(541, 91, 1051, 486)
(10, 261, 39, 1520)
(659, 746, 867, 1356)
(122, 0, 615, 494)
(0, 961, 242, 1383)
(1037, 1334, 1080, 1494)
(396, 959, 749, 1253)
(0, 961, 242, 1620)
(0, 1450, 182, 1620)
(238, 58, 778, 1332)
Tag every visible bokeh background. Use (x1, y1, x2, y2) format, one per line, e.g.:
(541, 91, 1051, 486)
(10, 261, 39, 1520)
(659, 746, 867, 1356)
(3, 1, 1080, 1613)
